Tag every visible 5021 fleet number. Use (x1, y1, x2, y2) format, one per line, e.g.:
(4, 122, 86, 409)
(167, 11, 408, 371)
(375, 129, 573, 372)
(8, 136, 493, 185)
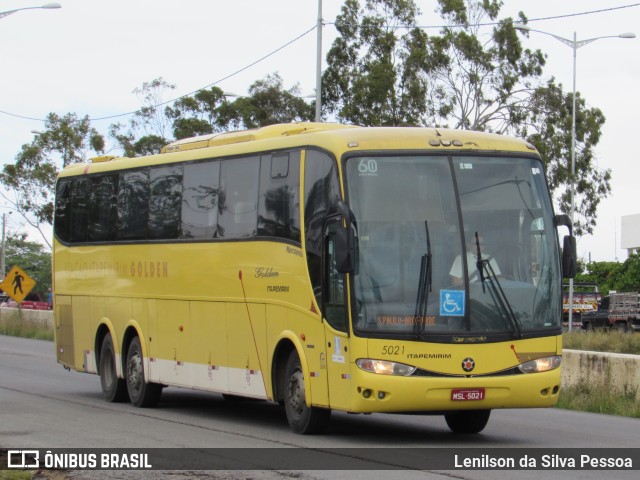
(381, 346, 405, 355)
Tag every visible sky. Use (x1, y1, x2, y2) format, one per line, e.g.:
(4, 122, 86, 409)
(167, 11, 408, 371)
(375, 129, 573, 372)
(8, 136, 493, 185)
(0, 0, 638, 264)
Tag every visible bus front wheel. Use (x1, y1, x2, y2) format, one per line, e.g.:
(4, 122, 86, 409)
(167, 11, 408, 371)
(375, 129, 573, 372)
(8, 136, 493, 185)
(99, 332, 128, 403)
(444, 410, 491, 434)
(125, 336, 162, 407)
(284, 351, 330, 434)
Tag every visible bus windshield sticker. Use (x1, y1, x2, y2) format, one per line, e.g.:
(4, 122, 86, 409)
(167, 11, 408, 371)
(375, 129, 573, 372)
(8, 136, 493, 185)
(357, 158, 378, 176)
(439, 290, 465, 317)
(332, 336, 345, 363)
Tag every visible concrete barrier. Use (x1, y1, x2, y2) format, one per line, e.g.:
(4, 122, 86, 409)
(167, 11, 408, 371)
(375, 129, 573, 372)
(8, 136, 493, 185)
(0, 307, 53, 327)
(563, 349, 640, 400)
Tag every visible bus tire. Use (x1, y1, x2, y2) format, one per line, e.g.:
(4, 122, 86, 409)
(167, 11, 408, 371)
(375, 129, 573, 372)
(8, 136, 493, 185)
(444, 410, 491, 434)
(284, 350, 330, 434)
(125, 336, 162, 408)
(99, 332, 128, 403)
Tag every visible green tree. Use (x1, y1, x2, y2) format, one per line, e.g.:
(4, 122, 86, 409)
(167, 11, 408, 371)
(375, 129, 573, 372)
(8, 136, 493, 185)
(220, 73, 314, 130)
(608, 254, 640, 293)
(572, 256, 640, 296)
(112, 74, 313, 154)
(2, 232, 52, 298)
(426, 1, 547, 132)
(110, 77, 176, 157)
(524, 80, 609, 236)
(322, 0, 609, 236)
(323, 0, 440, 125)
(165, 86, 226, 139)
(574, 260, 621, 295)
(0, 113, 105, 248)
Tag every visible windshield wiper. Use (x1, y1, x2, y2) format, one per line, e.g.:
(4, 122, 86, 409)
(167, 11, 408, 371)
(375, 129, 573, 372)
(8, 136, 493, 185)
(414, 221, 432, 336)
(474, 232, 522, 338)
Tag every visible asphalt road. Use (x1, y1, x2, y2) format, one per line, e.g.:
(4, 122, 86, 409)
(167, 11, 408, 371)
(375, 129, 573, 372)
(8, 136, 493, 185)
(1, 334, 639, 480)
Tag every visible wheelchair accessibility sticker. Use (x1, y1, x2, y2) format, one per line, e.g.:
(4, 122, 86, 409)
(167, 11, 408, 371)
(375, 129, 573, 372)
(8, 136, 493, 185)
(440, 290, 465, 316)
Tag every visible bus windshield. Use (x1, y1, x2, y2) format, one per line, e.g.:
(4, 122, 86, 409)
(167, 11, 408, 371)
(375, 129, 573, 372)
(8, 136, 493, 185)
(345, 154, 562, 339)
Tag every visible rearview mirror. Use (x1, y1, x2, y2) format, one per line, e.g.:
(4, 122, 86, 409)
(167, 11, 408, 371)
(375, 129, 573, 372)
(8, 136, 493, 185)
(562, 235, 577, 278)
(335, 225, 356, 274)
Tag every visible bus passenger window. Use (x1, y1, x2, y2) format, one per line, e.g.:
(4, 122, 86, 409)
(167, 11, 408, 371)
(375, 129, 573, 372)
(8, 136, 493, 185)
(70, 178, 90, 243)
(181, 161, 220, 239)
(54, 179, 72, 243)
(148, 166, 183, 239)
(117, 170, 149, 240)
(258, 152, 301, 242)
(218, 157, 259, 238)
(88, 175, 118, 242)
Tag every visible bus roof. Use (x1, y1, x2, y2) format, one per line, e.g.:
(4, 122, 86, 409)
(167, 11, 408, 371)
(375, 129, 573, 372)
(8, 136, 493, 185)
(61, 123, 538, 177)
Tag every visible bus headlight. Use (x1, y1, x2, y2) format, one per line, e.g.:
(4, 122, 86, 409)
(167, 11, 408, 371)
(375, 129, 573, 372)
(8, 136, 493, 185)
(356, 359, 416, 376)
(518, 355, 561, 374)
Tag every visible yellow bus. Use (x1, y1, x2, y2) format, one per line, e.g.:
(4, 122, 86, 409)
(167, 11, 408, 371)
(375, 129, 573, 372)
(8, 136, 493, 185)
(53, 123, 575, 434)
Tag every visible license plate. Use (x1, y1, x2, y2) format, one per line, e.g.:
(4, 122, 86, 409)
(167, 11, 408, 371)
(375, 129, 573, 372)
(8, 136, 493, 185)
(451, 388, 485, 401)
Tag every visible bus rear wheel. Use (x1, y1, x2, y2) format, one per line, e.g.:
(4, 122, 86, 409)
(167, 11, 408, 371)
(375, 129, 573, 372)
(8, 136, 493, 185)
(125, 336, 162, 407)
(284, 350, 330, 434)
(99, 332, 128, 402)
(444, 410, 491, 434)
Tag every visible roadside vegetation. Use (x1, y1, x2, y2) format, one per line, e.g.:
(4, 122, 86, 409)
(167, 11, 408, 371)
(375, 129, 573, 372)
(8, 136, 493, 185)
(556, 380, 640, 418)
(557, 330, 640, 418)
(563, 330, 640, 354)
(0, 310, 54, 341)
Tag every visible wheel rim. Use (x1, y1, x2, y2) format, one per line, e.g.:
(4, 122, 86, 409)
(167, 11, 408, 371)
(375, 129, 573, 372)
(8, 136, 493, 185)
(287, 366, 306, 419)
(127, 350, 143, 396)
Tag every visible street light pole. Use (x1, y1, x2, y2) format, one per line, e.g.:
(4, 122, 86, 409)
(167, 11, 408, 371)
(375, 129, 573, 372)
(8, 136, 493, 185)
(0, 3, 61, 21)
(315, 0, 323, 122)
(514, 24, 635, 331)
(1, 212, 12, 280)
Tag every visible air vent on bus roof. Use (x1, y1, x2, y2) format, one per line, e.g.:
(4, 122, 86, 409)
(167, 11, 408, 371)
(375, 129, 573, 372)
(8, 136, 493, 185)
(161, 122, 353, 154)
(90, 155, 117, 163)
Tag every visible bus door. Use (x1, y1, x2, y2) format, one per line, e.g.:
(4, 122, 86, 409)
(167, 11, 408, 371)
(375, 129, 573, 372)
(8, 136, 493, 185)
(322, 216, 352, 410)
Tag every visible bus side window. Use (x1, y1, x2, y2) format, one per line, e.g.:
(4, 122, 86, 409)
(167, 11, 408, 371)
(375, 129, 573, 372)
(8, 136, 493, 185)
(218, 156, 260, 238)
(304, 150, 341, 310)
(323, 218, 348, 332)
(181, 160, 220, 239)
(258, 151, 301, 242)
(69, 178, 90, 243)
(88, 174, 118, 242)
(54, 179, 72, 243)
(117, 170, 149, 240)
(148, 166, 183, 239)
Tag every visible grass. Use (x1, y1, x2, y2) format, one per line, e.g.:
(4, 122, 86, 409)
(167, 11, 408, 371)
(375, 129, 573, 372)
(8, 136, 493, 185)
(563, 329, 640, 354)
(557, 380, 640, 418)
(0, 309, 54, 341)
(558, 330, 640, 417)
(0, 472, 32, 480)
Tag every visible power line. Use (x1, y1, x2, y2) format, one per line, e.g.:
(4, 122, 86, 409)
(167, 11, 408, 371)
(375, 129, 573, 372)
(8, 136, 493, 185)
(0, 25, 317, 124)
(326, 3, 640, 29)
(91, 24, 317, 122)
(1, 3, 638, 124)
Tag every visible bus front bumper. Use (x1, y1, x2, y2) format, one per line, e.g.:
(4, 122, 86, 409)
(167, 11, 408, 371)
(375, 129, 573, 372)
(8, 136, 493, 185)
(343, 367, 561, 413)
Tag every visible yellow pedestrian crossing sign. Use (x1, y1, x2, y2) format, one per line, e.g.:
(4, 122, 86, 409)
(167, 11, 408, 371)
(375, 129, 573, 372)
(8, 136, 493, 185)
(0, 265, 36, 304)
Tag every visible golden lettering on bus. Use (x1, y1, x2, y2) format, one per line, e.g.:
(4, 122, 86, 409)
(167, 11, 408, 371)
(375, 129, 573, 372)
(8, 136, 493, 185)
(62, 260, 169, 279)
(130, 261, 169, 278)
